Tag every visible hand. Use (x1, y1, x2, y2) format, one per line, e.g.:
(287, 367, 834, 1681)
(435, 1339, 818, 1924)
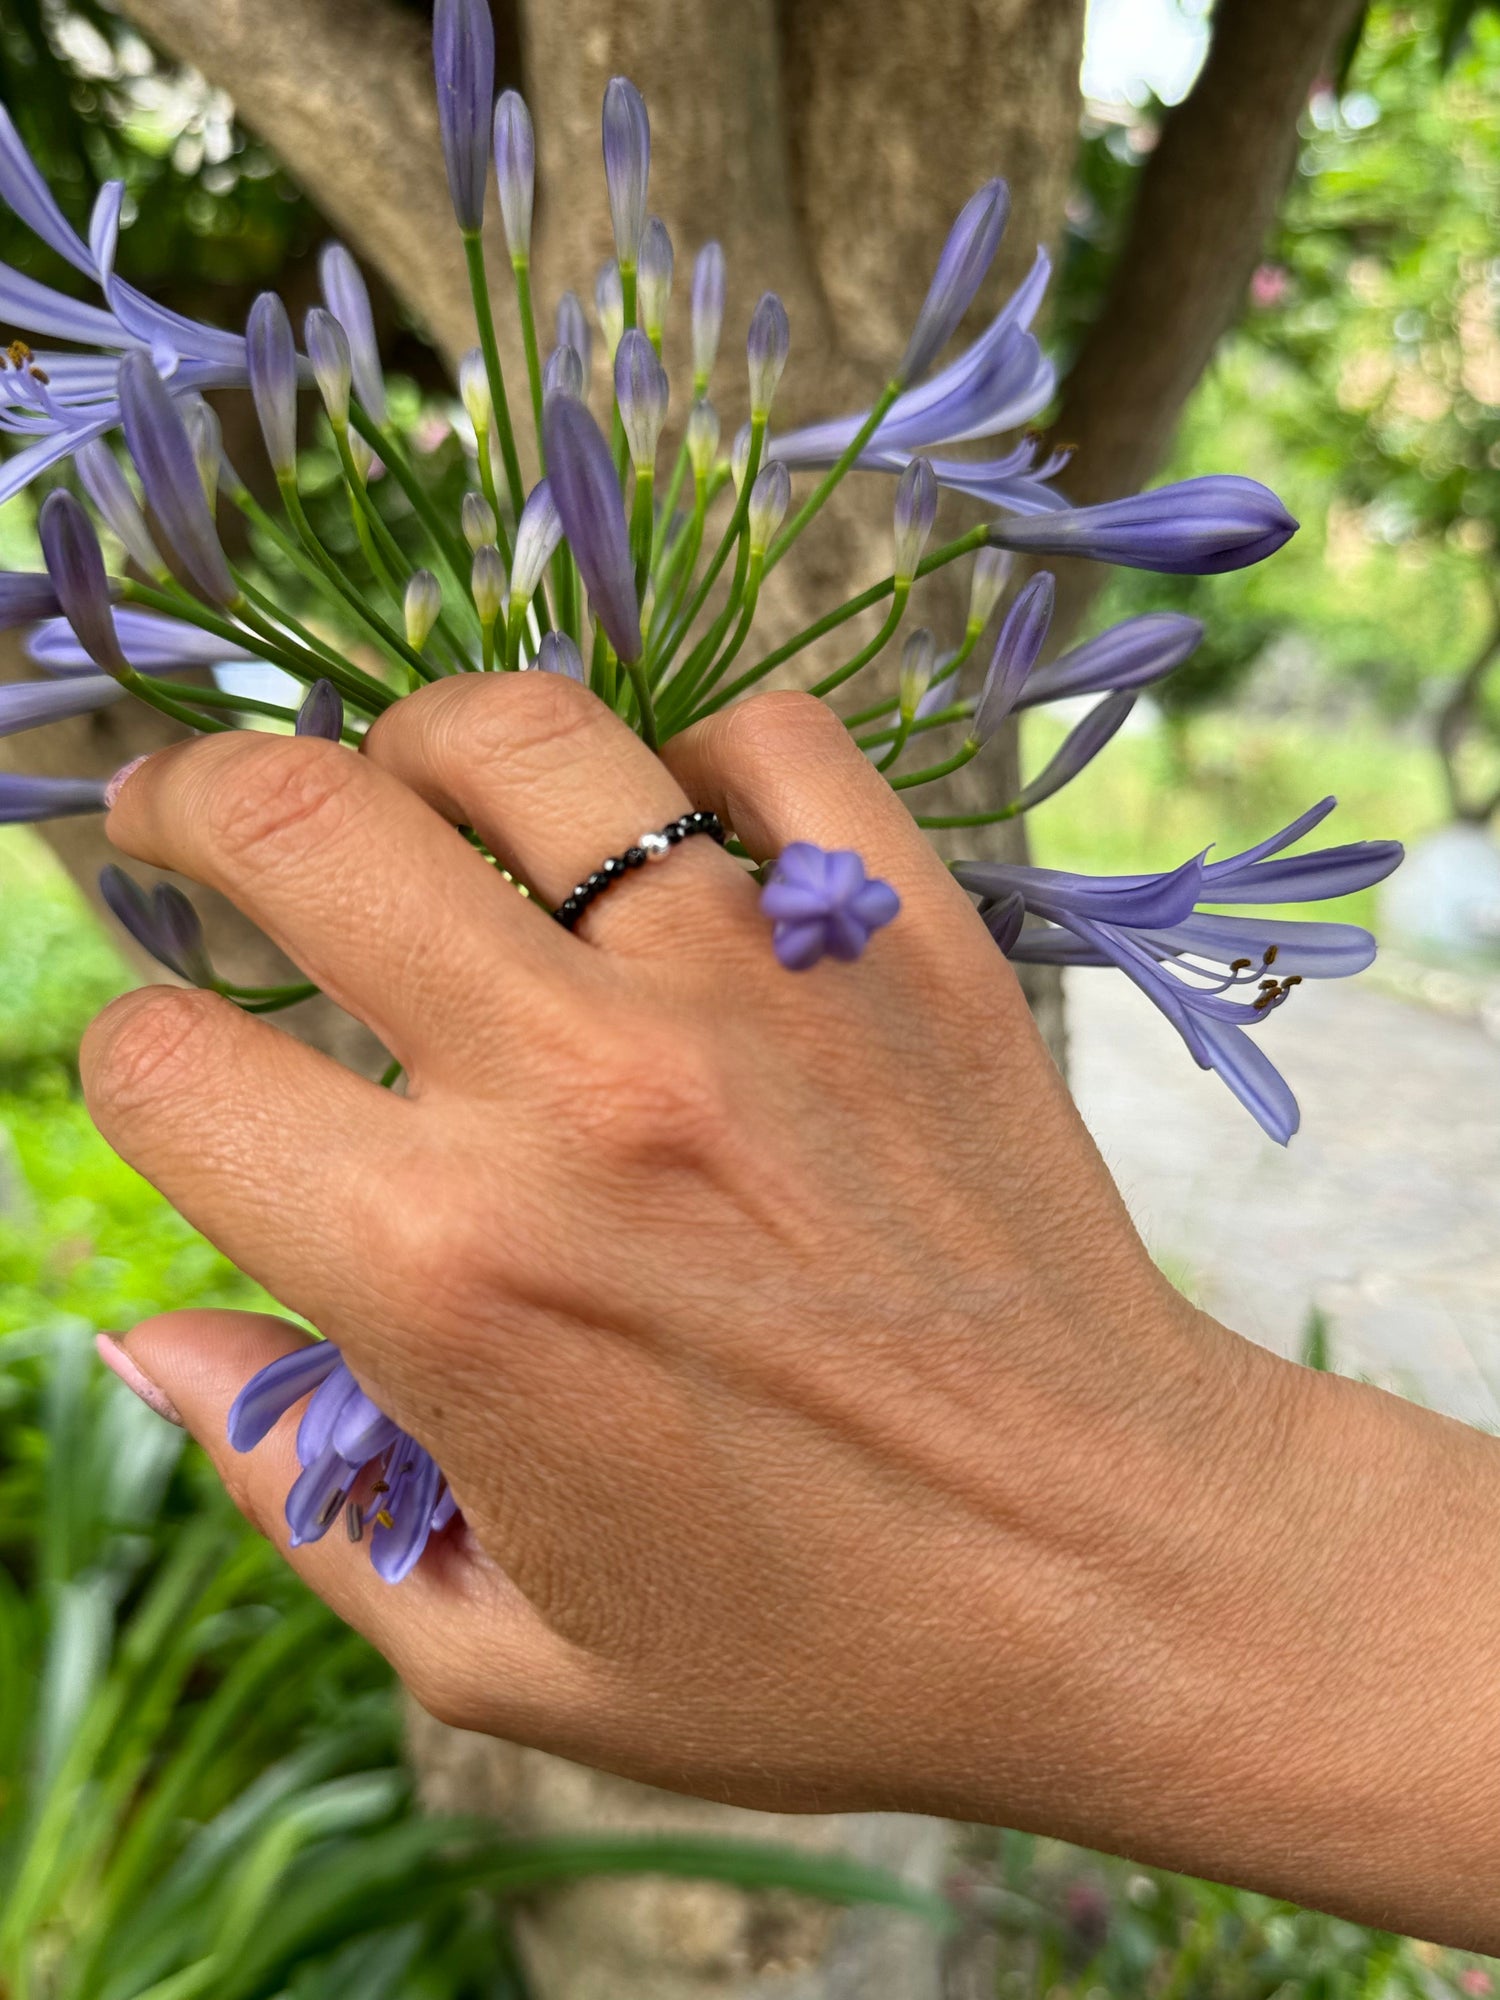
(83, 676, 1500, 1949)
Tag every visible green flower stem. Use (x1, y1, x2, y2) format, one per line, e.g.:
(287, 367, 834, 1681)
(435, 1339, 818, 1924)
(511, 254, 547, 464)
(333, 426, 419, 591)
(655, 438, 692, 559)
(916, 802, 1021, 828)
(348, 403, 476, 594)
(480, 614, 498, 673)
(653, 415, 766, 674)
(462, 229, 527, 518)
(116, 666, 232, 734)
(626, 653, 660, 750)
(876, 714, 914, 773)
(379, 1056, 404, 1089)
(705, 524, 988, 707)
(764, 378, 901, 573)
(856, 699, 973, 751)
(630, 467, 655, 601)
(232, 572, 361, 681)
(889, 739, 981, 791)
(231, 593, 398, 711)
(121, 581, 391, 714)
(278, 476, 432, 684)
(215, 978, 319, 1007)
(142, 679, 299, 729)
(845, 692, 899, 729)
(807, 585, 909, 702)
(553, 545, 580, 645)
(664, 527, 752, 722)
(227, 480, 352, 619)
(702, 554, 764, 686)
(648, 493, 705, 659)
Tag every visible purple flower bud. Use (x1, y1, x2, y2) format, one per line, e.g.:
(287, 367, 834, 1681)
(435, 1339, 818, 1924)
(892, 457, 938, 581)
(533, 631, 586, 681)
(981, 890, 1026, 955)
(747, 460, 791, 553)
(304, 307, 352, 426)
(899, 628, 935, 718)
(1007, 691, 1136, 813)
(0, 772, 110, 824)
(99, 863, 213, 983)
(118, 352, 236, 605)
(0, 674, 123, 738)
(987, 476, 1298, 575)
(295, 678, 344, 740)
(38, 490, 129, 678)
(595, 260, 625, 362)
(761, 842, 901, 971)
(543, 394, 641, 663)
(971, 570, 1054, 743)
(319, 243, 386, 425)
(493, 89, 534, 258)
(614, 329, 669, 470)
(899, 179, 1010, 385)
(638, 216, 674, 339)
(511, 479, 563, 601)
(556, 290, 592, 380)
(434, 0, 495, 233)
(1019, 612, 1203, 708)
(692, 241, 726, 390)
(471, 543, 506, 625)
(747, 292, 790, 418)
(76, 439, 161, 577)
(181, 397, 223, 509)
(601, 77, 650, 267)
(0, 572, 62, 629)
(967, 547, 1012, 633)
(405, 569, 443, 649)
(543, 344, 585, 402)
(685, 399, 720, 481)
(246, 292, 299, 479)
(462, 492, 498, 553)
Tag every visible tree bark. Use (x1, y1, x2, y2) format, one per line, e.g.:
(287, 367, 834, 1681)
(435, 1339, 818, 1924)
(1042, 0, 1365, 639)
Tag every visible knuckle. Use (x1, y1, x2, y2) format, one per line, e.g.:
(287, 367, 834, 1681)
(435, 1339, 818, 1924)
(718, 688, 846, 769)
(570, 1021, 731, 1164)
(203, 735, 366, 868)
(435, 669, 601, 777)
(81, 985, 232, 1121)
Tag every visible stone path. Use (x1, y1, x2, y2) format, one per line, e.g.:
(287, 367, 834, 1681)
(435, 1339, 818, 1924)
(1067, 967, 1500, 1427)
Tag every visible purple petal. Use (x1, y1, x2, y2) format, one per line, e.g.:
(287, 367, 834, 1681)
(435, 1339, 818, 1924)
(0, 104, 95, 271)
(0, 572, 62, 629)
(228, 1342, 343, 1451)
(1019, 613, 1203, 707)
(369, 1446, 443, 1583)
(295, 679, 344, 740)
(330, 1383, 403, 1465)
(1204, 842, 1405, 906)
(304, 307, 352, 425)
(0, 259, 122, 345)
(849, 878, 901, 929)
(987, 475, 1298, 576)
(99, 864, 186, 977)
(0, 773, 109, 824)
(899, 180, 1010, 383)
(493, 90, 535, 258)
(981, 892, 1027, 954)
(297, 1364, 358, 1466)
(1009, 691, 1135, 812)
(556, 290, 592, 381)
(28, 608, 249, 675)
(76, 439, 162, 576)
(319, 244, 387, 425)
(601, 78, 650, 266)
(118, 352, 236, 606)
(954, 851, 1207, 929)
(246, 293, 299, 478)
(286, 1442, 359, 1546)
(747, 293, 790, 419)
(758, 879, 833, 923)
(771, 917, 830, 971)
(691, 241, 726, 386)
(434, 0, 495, 232)
(1194, 1016, 1301, 1145)
(1138, 913, 1377, 978)
(37, 491, 129, 677)
(543, 395, 641, 662)
(1201, 796, 1338, 876)
(533, 631, 586, 681)
(972, 572, 1054, 742)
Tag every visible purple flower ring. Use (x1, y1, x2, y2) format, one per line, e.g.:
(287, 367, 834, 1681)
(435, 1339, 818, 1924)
(760, 843, 901, 971)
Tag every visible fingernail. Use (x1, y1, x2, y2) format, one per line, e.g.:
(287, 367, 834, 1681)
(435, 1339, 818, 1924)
(95, 1331, 185, 1426)
(104, 755, 150, 809)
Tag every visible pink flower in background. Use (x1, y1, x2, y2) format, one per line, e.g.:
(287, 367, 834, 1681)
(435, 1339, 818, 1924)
(1459, 1971, 1492, 1996)
(1250, 262, 1290, 309)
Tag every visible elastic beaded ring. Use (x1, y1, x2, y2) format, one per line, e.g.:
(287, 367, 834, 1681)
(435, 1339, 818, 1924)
(553, 810, 727, 930)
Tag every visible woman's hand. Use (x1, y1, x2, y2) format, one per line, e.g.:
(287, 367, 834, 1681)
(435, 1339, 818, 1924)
(83, 676, 1500, 1949)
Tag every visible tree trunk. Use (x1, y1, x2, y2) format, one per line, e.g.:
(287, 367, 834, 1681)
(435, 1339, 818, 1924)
(7, 0, 1075, 1990)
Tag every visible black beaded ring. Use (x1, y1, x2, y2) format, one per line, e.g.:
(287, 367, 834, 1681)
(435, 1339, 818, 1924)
(552, 809, 727, 930)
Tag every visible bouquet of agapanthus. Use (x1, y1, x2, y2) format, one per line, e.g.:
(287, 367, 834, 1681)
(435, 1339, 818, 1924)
(0, 0, 1398, 1579)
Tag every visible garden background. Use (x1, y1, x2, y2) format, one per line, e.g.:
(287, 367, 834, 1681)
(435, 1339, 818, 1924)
(2, 0, 1499, 1993)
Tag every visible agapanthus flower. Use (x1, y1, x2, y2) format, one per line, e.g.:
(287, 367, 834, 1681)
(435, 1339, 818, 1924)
(227, 1342, 455, 1584)
(0, 31, 1394, 1578)
(955, 801, 1404, 1142)
(761, 844, 901, 971)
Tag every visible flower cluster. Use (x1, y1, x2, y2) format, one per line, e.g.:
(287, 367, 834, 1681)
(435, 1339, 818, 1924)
(0, 0, 1399, 1574)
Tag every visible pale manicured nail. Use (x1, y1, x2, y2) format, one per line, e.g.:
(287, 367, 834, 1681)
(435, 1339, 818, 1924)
(104, 755, 150, 808)
(95, 1331, 185, 1427)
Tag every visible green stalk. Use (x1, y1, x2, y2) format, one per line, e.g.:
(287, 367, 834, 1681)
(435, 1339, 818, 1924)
(278, 476, 433, 684)
(121, 581, 390, 713)
(808, 585, 910, 701)
(652, 415, 765, 673)
(115, 667, 232, 734)
(856, 699, 973, 750)
(232, 572, 360, 681)
(345, 403, 479, 613)
(876, 715, 914, 773)
(917, 802, 1021, 828)
(462, 229, 527, 516)
(889, 740, 980, 791)
(232, 594, 398, 712)
(630, 467, 655, 600)
(764, 379, 901, 572)
(512, 254, 547, 462)
(624, 653, 659, 749)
